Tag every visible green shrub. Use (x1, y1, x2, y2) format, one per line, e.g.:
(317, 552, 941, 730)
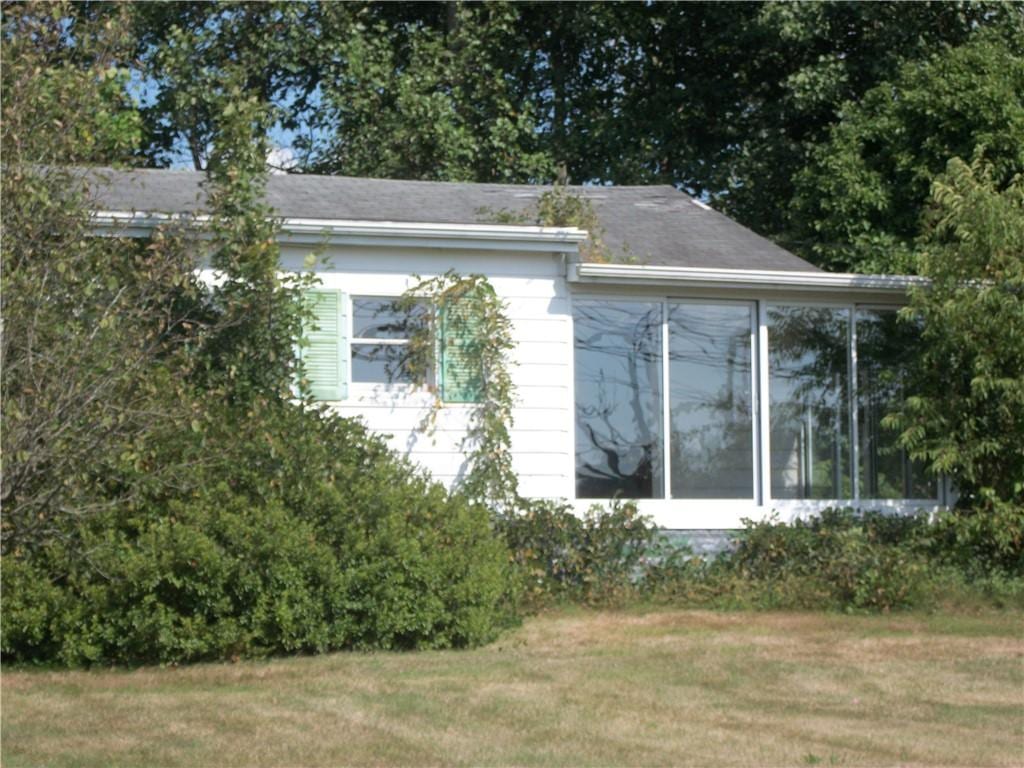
(1, 407, 517, 666)
(34, 488, 349, 665)
(0, 13, 516, 668)
(723, 509, 930, 611)
(640, 506, 1024, 613)
(694, 510, 922, 611)
(497, 499, 658, 606)
(919, 503, 1024, 577)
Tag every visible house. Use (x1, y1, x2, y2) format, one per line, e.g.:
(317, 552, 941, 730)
(86, 168, 945, 544)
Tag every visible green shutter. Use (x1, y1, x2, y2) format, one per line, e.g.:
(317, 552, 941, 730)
(301, 289, 348, 401)
(441, 296, 484, 403)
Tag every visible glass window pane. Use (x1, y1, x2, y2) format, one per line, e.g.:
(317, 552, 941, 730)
(351, 343, 415, 384)
(856, 308, 935, 499)
(669, 303, 754, 499)
(353, 298, 427, 339)
(768, 306, 852, 499)
(574, 301, 664, 499)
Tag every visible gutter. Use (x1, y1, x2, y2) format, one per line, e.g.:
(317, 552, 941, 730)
(569, 262, 927, 296)
(89, 211, 589, 254)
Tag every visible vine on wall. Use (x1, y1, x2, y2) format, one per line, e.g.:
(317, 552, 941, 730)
(399, 188, 618, 517)
(396, 271, 520, 514)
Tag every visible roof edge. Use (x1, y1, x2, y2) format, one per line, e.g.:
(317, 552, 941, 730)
(570, 262, 925, 295)
(89, 210, 588, 254)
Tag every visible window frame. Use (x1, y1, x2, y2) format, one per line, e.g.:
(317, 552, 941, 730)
(349, 294, 426, 387)
(570, 291, 941, 510)
(572, 295, 760, 503)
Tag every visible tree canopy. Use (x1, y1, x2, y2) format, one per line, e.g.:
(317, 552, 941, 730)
(101, 1, 1022, 259)
(792, 32, 1024, 273)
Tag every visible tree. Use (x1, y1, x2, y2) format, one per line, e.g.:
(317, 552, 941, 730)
(121, 0, 1020, 212)
(892, 157, 1024, 507)
(791, 32, 1024, 273)
(706, 1, 1020, 242)
(1, 3, 516, 663)
(0, 3, 306, 554)
(0, 3, 204, 552)
(127, 1, 322, 169)
(305, 2, 552, 182)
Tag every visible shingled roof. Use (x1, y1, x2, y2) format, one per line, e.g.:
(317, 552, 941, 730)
(83, 167, 818, 272)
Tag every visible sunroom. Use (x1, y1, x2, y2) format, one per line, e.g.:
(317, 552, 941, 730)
(568, 265, 945, 529)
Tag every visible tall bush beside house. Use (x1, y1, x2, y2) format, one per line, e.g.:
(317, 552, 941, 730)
(892, 158, 1024, 512)
(1, 5, 516, 666)
(888, 158, 1024, 576)
(2, 412, 516, 665)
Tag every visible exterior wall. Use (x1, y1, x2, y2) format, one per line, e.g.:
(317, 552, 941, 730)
(278, 244, 577, 500)
(202, 245, 942, 533)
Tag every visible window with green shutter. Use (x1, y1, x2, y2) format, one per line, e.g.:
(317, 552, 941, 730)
(301, 289, 348, 401)
(351, 297, 429, 384)
(440, 295, 484, 403)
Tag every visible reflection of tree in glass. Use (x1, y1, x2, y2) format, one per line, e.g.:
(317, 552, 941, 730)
(352, 298, 430, 383)
(857, 309, 932, 498)
(574, 302, 663, 499)
(668, 305, 754, 499)
(768, 306, 851, 499)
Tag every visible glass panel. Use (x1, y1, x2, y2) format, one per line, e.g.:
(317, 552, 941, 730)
(768, 306, 852, 499)
(352, 297, 427, 339)
(351, 343, 415, 384)
(668, 303, 754, 499)
(856, 308, 935, 498)
(574, 301, 664, 499)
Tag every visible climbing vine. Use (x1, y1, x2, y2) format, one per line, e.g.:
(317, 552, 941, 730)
(396, 271, 520, 514)
(479, 184, 613, 263)
(397, 188, 620, 516)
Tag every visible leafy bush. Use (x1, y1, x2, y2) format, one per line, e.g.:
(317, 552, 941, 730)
(1, 408, 517, 666)
(0, 9, 517, 667)
(723, 510, 930, 611)
(641, 507, 1023, 613)
(918, 503, 1024, 578)
(492, 501, 1024, 613)
(497, 499, 658, 606)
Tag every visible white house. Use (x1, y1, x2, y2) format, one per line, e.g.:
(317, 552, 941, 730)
(87, 168, 945, 539)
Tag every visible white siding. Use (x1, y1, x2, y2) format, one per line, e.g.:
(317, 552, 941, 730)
(198, 242, 937, 531)
(281, 245, 576, 501)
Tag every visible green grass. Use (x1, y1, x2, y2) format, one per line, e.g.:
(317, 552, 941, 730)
(3, 609, 1023, 766)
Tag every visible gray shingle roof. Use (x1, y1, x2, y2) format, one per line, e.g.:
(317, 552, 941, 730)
(83, 167, 818, 272)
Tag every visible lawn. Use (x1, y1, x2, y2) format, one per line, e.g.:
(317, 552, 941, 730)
(3, 609, 1023, 767)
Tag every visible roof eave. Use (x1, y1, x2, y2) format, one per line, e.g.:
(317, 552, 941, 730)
(89, 211, 588, 254)
(569, 262, 926, 296)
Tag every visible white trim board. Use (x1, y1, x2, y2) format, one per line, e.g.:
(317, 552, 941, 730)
(570, 262, 926, 296)
(89, 210, 588, 254)
(574, 498, 944, 530)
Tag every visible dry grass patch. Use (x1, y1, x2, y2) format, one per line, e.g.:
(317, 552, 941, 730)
(3, 609, 1023, 767)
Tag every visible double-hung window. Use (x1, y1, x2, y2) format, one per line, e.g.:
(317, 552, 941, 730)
(301, 290, 482, 402)
(350, 296, 427, 384)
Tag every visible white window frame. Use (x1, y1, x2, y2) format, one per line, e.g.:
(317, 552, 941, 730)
(349, 295, 422, 387)
(570, 290, 942, 529)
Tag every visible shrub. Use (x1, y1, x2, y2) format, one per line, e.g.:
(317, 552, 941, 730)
(0, 8, 517, 668)
(1, 407, 517, 666)
(497, 499, 658, 606)
(920, 503, 1024, 578)
(640, 506, 1024, 613)
(707, 509, 930, 611)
